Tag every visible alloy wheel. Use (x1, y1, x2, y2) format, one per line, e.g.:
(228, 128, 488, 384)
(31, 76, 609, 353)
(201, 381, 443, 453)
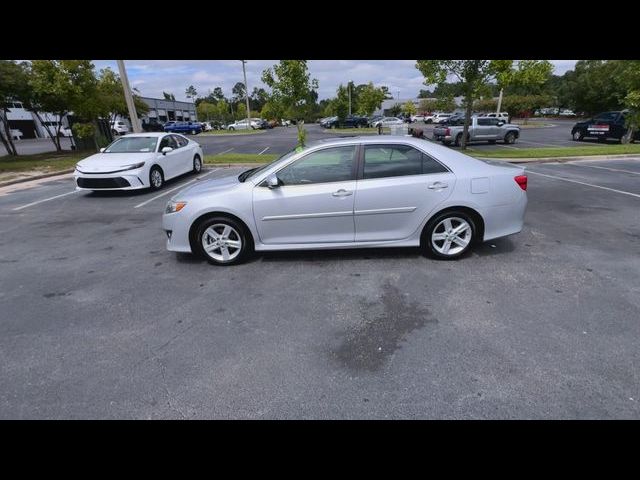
(201, 224, 242, 263)
(431, 217, 472, 256)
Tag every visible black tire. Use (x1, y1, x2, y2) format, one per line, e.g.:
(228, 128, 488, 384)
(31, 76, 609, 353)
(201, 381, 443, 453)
(442, 140, 452, 146)
(193, 216, 251, 266)
(454, 133, 463, 147)
(229, 127, 235, 131)
(190, 129, 196, 135)
(149, 166, 164, 190)
(572, 130, 584, 141)
(504, 131, 517, 144)
(422, 210, 477, 260)
(193, 155, 202, 174)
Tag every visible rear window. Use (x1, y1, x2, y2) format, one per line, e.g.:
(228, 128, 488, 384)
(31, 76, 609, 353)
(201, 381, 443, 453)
(363, 144, 448, 179)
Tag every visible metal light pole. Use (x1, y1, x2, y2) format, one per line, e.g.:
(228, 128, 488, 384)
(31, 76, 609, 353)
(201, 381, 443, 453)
(496, 88, 504, 114)
(241, 60, 251, 127)
(348, 81, 352, 116)
(117, 60, 142, 133)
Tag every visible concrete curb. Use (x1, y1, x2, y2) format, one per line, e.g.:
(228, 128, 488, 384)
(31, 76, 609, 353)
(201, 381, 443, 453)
(0, 169, 74, 188)
(477, 153, 640, 164)
(204, 163, 267, 168)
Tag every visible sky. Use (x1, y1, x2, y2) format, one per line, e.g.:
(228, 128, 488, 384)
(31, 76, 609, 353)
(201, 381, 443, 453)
(92, 60, 578, 103)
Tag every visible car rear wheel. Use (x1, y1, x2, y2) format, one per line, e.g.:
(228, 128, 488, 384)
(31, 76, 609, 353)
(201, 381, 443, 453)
(504, 131, 517, 144)
(149, 166, 164, 190)
(423, 211, 476, 260)
(229, 127, 235, 131)
(193, 155, 202, 173)
(572, 130, 584, 141)
(194, 217, 250, 266)
(454, 133, 464, 147)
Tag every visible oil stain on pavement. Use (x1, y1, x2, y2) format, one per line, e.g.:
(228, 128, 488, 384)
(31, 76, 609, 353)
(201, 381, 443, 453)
(332, 280, 436, 372)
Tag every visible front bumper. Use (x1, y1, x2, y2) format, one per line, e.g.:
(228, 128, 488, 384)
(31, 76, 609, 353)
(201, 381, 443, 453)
(162, 210, 193, 253)
(74, 169, 147, 190)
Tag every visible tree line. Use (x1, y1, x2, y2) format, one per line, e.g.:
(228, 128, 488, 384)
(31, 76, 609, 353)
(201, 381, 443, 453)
(0, 60, 149, 156)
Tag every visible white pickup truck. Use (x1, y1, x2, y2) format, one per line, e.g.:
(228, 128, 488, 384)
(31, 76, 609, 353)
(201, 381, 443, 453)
(433, 116, 520, 146)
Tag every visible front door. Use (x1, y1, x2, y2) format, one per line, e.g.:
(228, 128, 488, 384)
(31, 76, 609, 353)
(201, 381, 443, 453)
(157, 135, 181, 179)
(354, 144, 455, 242)
(253, 145, 358, 244)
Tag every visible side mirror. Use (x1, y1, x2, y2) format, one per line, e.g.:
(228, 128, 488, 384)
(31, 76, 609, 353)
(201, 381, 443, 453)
(265, 174, 280, 189)
(100, 147, 106, 153)
(162, 147, 173, 155)
(497, 121, 505, 126)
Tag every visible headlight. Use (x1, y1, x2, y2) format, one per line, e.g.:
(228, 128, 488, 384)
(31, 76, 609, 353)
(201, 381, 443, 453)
(165, 201, 187, 214)
(120, 162, 145, 171)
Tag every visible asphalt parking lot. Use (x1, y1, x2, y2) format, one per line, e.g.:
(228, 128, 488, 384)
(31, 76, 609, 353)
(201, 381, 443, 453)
(192, 119, 618, 156)
(1, 157, 639, 419)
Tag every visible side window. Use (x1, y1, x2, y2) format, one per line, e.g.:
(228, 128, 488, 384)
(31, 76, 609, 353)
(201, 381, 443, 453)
(159, 135, 177, 150)
(363, 145, 447, 179)
(277, 146, 356, 186)
(172, 135, 188, 148)
(477, 118, 491, 126)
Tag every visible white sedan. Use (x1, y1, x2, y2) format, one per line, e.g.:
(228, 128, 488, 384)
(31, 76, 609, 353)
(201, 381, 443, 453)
(372, 117, 404, 128)
(74, 133, 204, 191)
(227, 119, 259, 131)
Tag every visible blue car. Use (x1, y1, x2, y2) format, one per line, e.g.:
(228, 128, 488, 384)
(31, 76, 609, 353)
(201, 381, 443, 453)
(164, 121, 202, 135)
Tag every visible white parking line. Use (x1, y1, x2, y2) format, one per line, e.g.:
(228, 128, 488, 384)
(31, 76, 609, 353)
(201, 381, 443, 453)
(527, 170, 640, 199)
(12, 190, 80, 211)
(496, 144, 519, 150)
(258, 147, 270, 155)
(133, 169, 219, 209)
(567, 162, 640, 175)
(217, 148, 234, 155)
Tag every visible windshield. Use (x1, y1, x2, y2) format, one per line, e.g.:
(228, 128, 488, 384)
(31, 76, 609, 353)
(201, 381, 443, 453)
(238, 148, 300, 182)
(104, 136, 158, 153)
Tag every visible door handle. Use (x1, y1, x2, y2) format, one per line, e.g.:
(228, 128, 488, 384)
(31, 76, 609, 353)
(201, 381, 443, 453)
(428, 182, 448, 190)
(332, 189, 353, 197)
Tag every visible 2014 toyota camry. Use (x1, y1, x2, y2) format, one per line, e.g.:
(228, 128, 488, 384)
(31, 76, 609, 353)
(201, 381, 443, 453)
(74, 132, 204, 191)
(162, 136, 527, 265)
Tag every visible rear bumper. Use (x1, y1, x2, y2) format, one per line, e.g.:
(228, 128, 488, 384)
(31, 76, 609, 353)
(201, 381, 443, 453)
(481, 192, 528, 242)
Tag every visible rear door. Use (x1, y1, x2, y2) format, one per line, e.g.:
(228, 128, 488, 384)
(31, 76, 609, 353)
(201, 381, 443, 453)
(171, 134, 192, 174)
(354, 143, 455, 242)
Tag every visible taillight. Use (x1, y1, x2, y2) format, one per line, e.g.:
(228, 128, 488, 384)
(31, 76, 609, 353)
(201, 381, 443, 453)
(515, 175, 527, 191)
(444, 128, 450, 136)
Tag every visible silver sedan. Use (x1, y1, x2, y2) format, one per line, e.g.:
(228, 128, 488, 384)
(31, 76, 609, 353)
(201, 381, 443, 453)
(162, 136, 527, 265)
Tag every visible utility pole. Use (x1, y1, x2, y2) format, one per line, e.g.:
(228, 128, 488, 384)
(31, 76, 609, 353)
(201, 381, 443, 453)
(496, 88, 504, 114)
(241, 60, 251, 127)
(117, 60, 142, 133)
(348, 81, 352, 116)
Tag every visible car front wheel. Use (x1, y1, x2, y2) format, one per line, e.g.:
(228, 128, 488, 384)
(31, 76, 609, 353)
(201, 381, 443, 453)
(149, 166, 164, 190)
(424, 211, 476, 260)
(504, 131, 517, 144)
(194, 217, 250, 265)
(193, 155, 202, 173)
(572, 130, 584, 141)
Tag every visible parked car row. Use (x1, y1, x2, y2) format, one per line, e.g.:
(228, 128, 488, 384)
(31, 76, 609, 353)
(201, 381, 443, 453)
(571, 110, 640, 143)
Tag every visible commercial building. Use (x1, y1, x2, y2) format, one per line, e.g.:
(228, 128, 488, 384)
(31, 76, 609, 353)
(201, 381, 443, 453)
(138, 97, 197, 126)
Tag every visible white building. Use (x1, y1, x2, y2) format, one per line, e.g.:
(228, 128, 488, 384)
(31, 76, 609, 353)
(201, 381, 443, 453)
(4, 101, 66, 139)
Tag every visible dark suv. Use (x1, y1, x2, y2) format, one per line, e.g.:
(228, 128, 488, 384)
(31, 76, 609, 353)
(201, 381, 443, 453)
(571, 110, 640, 142)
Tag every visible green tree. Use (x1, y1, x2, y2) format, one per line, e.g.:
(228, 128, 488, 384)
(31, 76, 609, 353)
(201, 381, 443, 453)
(163, 91, 175, 101)
(197, 101, 217, 121)
(94, 67, 149, 131)
(250, 87, 269, 111)
(332, 84, 350, 125)
(356, 82, 387, 116)
(0, 60, 31, 156)
(185, 85, 198, 100)
(262, 60, 318, 140)
(27, 60, 98, 152)
(416, 60, 551, 149)
(232, 82, 246, 105)
(260, 100, 284, 121)
(236, 102, 247, 120)
(261, 60, 319, 122)
(388, 103, 402, 117)
(402, 101, 417, 116)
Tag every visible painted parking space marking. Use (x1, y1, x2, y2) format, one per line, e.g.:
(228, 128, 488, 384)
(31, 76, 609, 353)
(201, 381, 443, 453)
(526, 170, 640, 199)
(12, 190, 80, 211)
(567, 162, 640, 175)
(518, 140, 571, 148)
(216, 148, 234, 155)
(133, 169, 218, 209)
(258, 147, 270, 155)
